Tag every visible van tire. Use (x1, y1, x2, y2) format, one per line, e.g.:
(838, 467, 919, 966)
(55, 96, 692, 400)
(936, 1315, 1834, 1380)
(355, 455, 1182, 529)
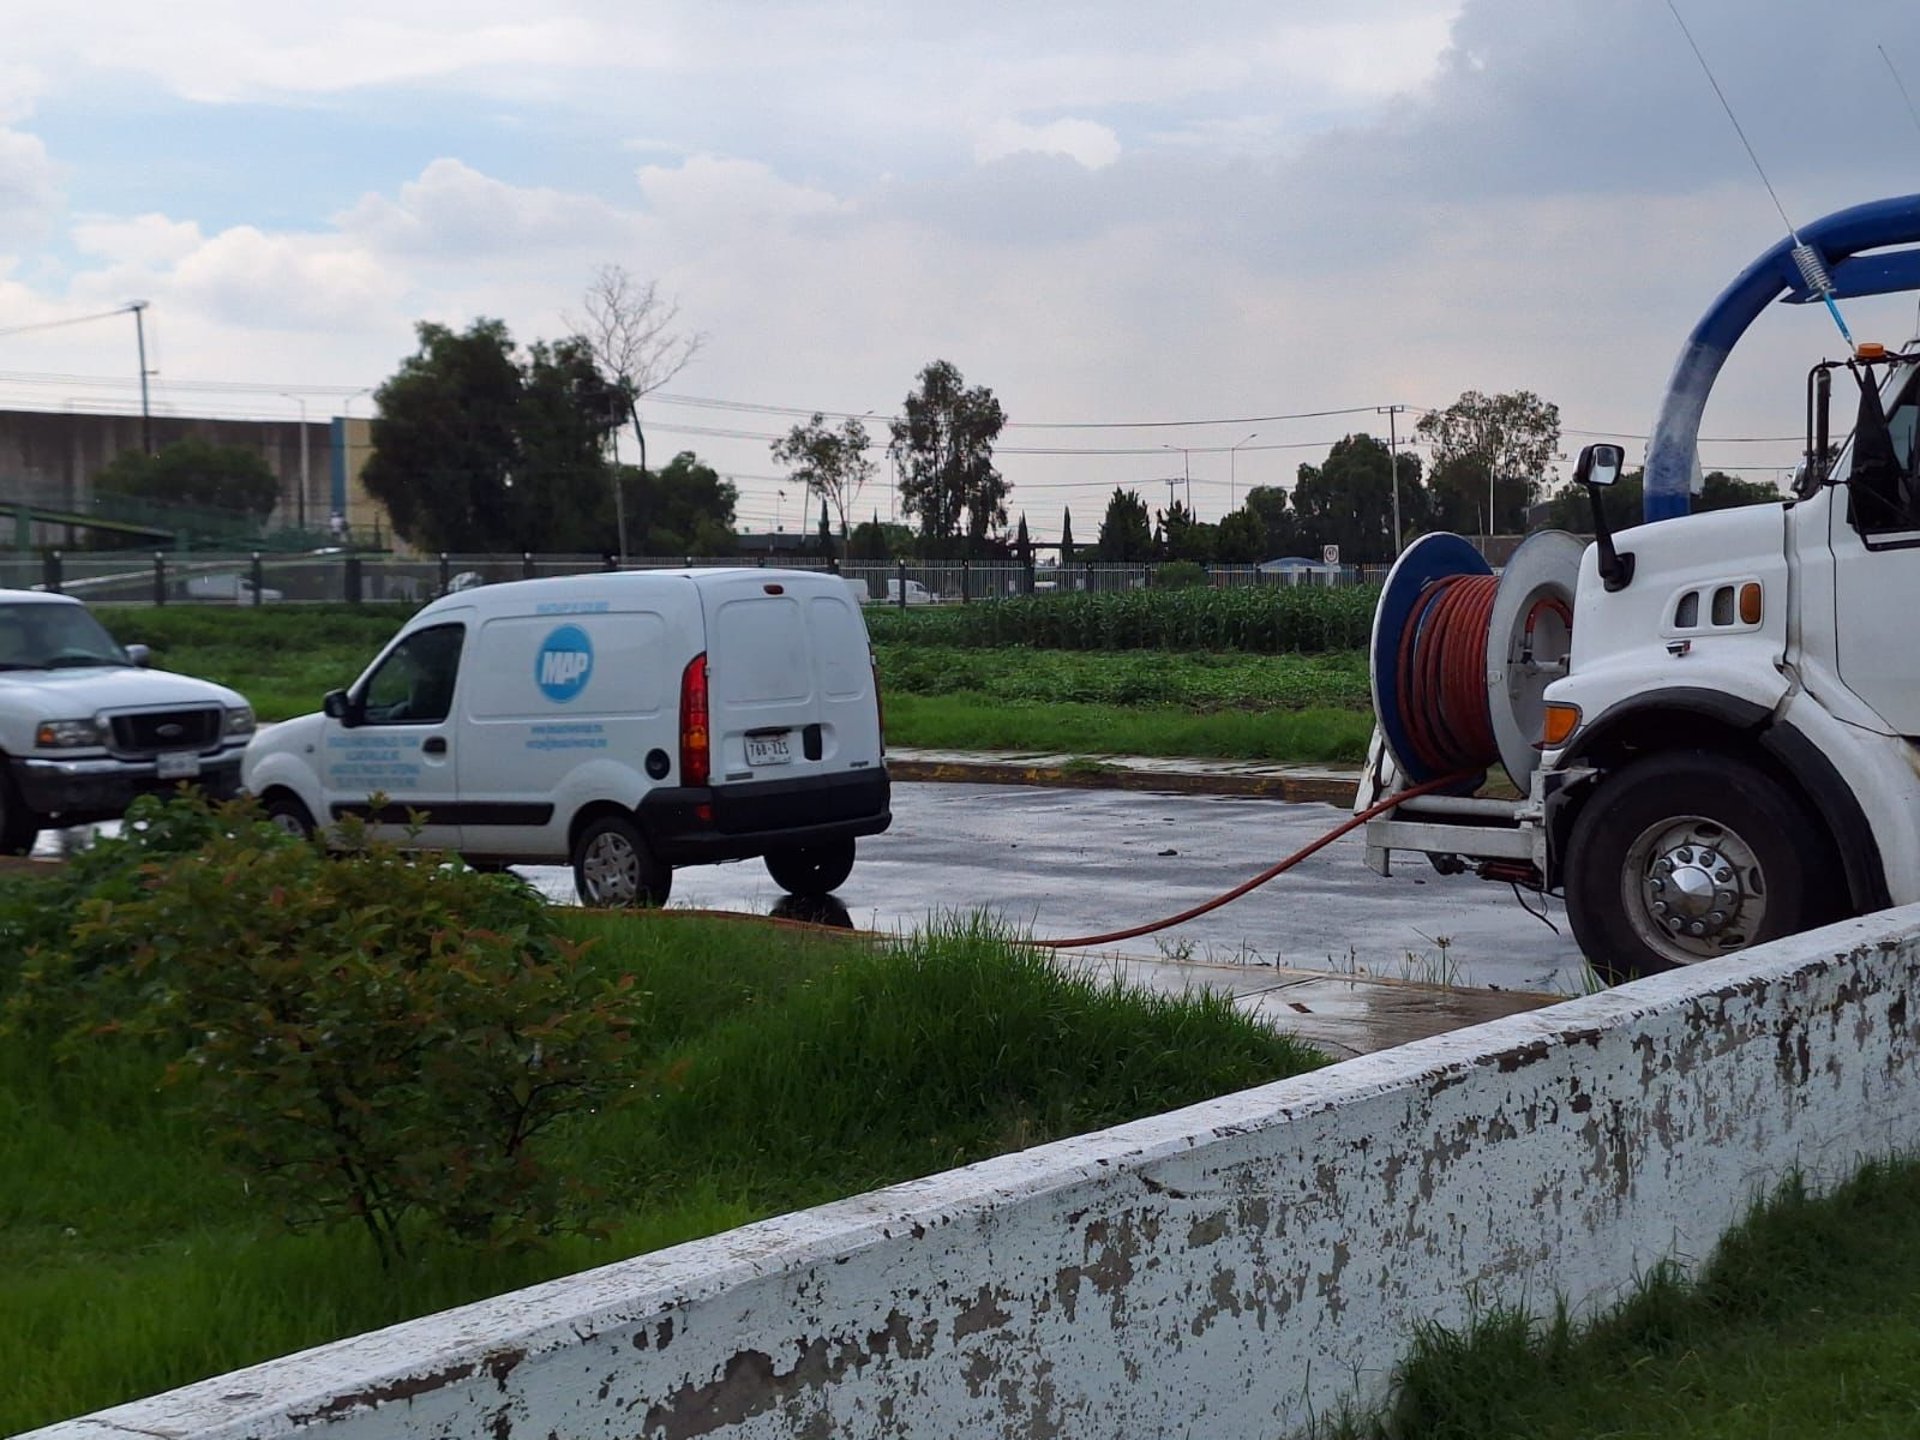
(573, 816, 672, 908)
(263, 793, 317, 842)
(765, 840, 856, 896)
(0, 768, 38, 856)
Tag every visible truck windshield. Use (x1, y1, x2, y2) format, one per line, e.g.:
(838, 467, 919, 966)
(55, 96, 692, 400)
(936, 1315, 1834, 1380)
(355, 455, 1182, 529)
(0, 603, 131, 670)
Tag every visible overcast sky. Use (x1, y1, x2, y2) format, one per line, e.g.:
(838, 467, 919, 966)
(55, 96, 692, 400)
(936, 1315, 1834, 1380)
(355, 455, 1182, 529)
(2, 0, 1917, 537)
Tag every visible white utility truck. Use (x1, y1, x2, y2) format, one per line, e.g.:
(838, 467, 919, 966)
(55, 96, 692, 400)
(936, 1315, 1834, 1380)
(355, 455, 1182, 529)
(242, 567, 891, 907)
(1360, 193, 1920, 984)
(0, 590, 254, 853)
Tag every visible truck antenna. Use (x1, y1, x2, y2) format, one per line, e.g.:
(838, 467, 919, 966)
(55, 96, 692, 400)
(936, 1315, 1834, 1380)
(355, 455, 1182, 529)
(1879, 44, 1920, 145)
(1665, 0, 1856, 348)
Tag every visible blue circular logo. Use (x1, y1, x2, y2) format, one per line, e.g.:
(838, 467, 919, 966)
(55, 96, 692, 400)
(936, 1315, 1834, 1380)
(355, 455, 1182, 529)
(535, 624, 594, 703)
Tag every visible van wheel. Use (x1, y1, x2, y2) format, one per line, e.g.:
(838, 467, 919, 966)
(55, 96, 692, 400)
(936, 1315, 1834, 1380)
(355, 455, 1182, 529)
(1565, 750, 1829, 987)
(0, 769, 38, 856)
(573, 816, 672, 908)
(263, 793, 316, 842)
(765, 840, 856, 896)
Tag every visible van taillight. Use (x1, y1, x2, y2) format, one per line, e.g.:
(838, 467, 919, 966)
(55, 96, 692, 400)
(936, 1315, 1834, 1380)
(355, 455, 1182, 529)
(680, 653, 710, 787)
(872, 658, 886, 754)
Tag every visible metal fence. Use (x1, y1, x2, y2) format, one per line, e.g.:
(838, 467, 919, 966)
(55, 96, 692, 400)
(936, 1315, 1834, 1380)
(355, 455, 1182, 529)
(1, 550, 1395, 608)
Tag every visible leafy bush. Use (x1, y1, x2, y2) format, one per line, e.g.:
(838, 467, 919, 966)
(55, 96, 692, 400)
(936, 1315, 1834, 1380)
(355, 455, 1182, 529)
(8, 794, 639, 1265)
(863, 582, 1378, 653)
(1154, 560, 1208, 589)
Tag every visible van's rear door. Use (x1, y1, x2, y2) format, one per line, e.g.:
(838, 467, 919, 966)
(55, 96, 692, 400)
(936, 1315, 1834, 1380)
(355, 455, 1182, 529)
(698, 573, 879, 789)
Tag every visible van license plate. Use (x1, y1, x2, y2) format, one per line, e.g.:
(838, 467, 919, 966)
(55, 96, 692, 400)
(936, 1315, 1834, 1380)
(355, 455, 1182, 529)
(746, 733, 792, 767)
(157, 753, 201, 780)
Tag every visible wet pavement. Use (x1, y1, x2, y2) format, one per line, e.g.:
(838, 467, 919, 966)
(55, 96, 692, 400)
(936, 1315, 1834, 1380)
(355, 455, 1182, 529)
(513, 782, 1591, 997)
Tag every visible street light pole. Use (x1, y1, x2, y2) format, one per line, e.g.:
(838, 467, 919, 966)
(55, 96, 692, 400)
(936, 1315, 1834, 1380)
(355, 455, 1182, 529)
(279, 394, 309, 532)
(339, 387, 372, 541)
(1377, 404, 1407, 553)
(1228, 431, 1259, 513)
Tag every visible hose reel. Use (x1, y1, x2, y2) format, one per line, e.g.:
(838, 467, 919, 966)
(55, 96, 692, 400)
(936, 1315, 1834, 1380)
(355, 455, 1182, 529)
(1369, 531, 1585, 792)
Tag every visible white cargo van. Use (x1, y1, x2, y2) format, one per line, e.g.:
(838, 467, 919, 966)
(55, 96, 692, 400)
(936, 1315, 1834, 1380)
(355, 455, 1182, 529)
(241, 568, 891, 906)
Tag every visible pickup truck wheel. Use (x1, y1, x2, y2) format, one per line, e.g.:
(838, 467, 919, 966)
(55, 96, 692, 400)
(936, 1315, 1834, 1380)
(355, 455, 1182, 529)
(0, 770, 38, 856)
(573, 816, 672, 908)
(765, 839, 856, 896)
(1565, 750, 1826, 986)
(263, 793, 316, 842)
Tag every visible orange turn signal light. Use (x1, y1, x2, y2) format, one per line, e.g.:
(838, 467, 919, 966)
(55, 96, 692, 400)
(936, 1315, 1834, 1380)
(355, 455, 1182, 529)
(1738, 582, 1762, 625)
(1856, 342, 1889, 361)
(1541, 702, 1581, 748)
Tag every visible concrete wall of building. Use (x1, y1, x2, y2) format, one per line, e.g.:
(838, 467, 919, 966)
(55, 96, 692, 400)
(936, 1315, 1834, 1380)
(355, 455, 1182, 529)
(0, 408, 335, 532)
(26, 909, 1920, 1440)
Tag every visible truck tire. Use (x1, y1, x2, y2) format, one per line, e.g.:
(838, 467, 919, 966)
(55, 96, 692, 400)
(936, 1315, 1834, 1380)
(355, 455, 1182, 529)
(1564, 749, 1831, 986)
(765, 839, 856, 896)
(572, 815, 672, 908)
(0, 768, 38, 856)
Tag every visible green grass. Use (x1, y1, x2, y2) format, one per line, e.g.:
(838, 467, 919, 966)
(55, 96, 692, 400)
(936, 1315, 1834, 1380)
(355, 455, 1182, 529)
(885, 693, 1375, 763)
(0, 907, 1323, 1432)
(1337, 1158, 1920, 1439)
(873, 643, 1372, 711)
(96, 604, 409, 722)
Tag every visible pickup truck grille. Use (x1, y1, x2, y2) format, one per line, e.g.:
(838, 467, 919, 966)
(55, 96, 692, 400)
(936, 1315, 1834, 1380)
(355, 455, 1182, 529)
(110, 706, 222, 754)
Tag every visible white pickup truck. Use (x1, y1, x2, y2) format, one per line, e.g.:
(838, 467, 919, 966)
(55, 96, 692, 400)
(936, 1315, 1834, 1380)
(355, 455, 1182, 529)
(0, 590, 255, 852)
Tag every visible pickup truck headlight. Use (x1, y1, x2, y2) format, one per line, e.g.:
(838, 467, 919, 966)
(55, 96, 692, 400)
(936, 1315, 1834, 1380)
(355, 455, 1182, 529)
(36, 718, 107, 749)
(224, 705, 256, 737)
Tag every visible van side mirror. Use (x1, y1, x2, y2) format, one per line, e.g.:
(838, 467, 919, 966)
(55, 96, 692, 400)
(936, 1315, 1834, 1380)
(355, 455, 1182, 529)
(322, 689, 357, 726)
(124, 643, 150, 668)
(1574, 443, 1635, 593)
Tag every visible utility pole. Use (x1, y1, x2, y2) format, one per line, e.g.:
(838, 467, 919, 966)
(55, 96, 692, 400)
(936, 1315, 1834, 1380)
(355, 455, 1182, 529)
(1377, 404, 1407, 553)
(129, 301, 154, 455)
(1160, 444, 1191, 513)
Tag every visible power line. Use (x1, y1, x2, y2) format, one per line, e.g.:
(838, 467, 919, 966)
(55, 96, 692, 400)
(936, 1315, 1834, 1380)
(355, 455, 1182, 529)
(0, 306, 140, 340)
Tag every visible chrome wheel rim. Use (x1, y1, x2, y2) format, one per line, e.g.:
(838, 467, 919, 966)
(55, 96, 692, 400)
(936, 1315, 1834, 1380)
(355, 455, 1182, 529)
(1621, 814, 1766, 964)
(268, 810, 309, 839)
(582, 830, 641, 905)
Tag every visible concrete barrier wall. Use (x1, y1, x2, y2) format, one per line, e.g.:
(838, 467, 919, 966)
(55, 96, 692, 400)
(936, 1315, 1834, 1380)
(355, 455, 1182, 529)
(30, 910, 1920, 1440)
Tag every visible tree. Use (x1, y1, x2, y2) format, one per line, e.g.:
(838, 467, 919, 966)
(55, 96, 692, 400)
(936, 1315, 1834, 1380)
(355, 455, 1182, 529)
(1242, 485, 1295, 556)
(1060, 507, 1075, 567)
(1416, 390, 1560, 535)
(817, 497, 832, 555)
(1290, 433, 1423, 564)
(849, 516, 916, 560)
(1014, 513, 1032, 568)
(1541, 468, 1780, 532)
(617, 451, 738, 556)
(1215, 506, 1266, 563)
(568, 264, 705, 558)
(1096, 487, 1154, 560)
(93, 437, 279, 520)
(363, 320, 622, 554)
(769, 413, 875, 556)
(888, 360, 1008, 556)
(1157, 501, 1215, 563)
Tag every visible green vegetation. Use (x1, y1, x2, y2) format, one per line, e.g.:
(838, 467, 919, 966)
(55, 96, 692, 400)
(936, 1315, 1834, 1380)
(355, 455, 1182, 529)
(1340, 1159, 1920, 1439)
(874, 644, 1370, 710)
(886, 694, 1372, 763)
(0, 799, 1323, 1432)
(862, 584, 1377, 653)
(97, 603, 407, 721)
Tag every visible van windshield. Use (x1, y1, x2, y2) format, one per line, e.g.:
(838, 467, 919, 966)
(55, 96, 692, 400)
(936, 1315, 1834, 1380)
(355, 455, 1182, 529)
(0, 602, 131, 670)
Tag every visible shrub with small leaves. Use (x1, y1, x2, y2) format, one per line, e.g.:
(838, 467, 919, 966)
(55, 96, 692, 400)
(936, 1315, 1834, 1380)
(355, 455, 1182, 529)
(12, 793, 640, 1265)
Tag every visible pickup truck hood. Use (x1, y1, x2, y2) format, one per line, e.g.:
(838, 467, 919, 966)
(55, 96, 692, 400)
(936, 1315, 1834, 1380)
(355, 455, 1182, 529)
(0, 665, 247, 712)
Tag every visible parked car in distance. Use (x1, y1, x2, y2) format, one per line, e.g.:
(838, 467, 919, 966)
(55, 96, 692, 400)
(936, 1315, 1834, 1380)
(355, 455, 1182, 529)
(876, 578, 938, 605)
(0, 590, 254, 853)
(242, 567, 892, 907)
(182, 573, 286, 603)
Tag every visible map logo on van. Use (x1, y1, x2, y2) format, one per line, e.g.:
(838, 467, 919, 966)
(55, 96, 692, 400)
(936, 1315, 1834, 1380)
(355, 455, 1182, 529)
(535, 624, 594, 703)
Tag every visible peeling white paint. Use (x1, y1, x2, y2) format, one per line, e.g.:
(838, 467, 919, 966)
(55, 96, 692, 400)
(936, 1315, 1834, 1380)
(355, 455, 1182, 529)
(25, 909, 1920, 1440)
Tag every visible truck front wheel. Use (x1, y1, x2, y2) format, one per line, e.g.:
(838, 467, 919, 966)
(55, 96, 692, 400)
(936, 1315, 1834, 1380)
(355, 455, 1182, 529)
(1565, 750, 1833, 986)
(0, 768, 37, 856)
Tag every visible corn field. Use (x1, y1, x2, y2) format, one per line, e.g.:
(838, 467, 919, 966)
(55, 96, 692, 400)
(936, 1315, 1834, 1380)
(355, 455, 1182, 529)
(861, 585, 1379, 654)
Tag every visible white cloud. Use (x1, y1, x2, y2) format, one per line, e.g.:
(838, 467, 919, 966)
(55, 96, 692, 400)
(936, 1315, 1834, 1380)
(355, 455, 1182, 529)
(974, 118, 1122, 171)
(342, 159, 634, 259)
(0, 126, 59, 243)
